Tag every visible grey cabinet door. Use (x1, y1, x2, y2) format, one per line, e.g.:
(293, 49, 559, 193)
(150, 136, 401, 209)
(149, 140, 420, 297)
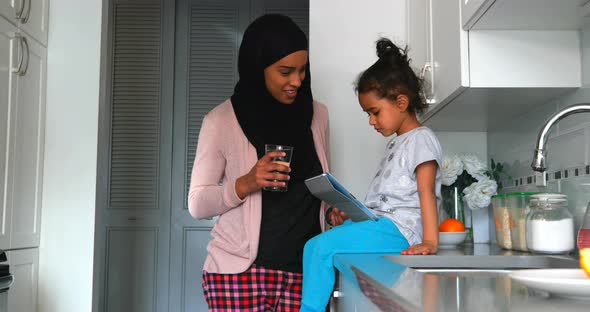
(98, 0, 173, 311)
(170, 0, 247, 310)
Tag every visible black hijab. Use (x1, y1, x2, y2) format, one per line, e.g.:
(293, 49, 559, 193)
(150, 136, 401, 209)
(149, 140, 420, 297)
(231, 14, 316, 182)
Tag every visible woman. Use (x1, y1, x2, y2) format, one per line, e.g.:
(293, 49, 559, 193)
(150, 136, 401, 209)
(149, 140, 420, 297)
(188, 14, 331, 311)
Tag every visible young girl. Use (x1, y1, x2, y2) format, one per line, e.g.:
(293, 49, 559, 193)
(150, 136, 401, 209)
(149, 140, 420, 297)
(299, 38, 443, 312)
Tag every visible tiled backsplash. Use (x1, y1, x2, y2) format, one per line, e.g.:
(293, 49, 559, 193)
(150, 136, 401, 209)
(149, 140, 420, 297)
(488, 87, 590, 238)
(499, 165, 590, 189)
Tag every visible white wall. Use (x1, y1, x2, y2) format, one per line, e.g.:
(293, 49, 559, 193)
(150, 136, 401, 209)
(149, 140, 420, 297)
(39, 0, 104, 311)
(310, 0, 408, 197)
(437, 131, 487, 160)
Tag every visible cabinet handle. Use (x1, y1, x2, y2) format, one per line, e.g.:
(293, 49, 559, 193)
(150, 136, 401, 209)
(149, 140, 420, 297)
(21, 0, 31, 24)
(419, 63, 431, 80)
(12, 34, 24, 75)
(419, 63, 436, 105)
(14, 0, 25, 20)
(20, 35, 29, 76)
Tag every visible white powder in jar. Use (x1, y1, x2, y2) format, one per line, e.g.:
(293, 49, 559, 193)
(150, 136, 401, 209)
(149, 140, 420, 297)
(526, 218, 574, 253)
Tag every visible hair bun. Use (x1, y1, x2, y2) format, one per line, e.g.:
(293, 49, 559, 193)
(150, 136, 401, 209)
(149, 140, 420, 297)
(376, 38, 408, 65)
(376, 39, 395, 59)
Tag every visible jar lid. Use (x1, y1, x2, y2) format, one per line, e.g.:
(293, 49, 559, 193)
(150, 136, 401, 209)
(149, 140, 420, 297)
(530, 193, 568, 205)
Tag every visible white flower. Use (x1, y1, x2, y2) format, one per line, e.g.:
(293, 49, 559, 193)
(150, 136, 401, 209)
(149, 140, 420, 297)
(461, 154, 488, 181)
(441, 155, 464, 186)
(462, 179, 498, 210)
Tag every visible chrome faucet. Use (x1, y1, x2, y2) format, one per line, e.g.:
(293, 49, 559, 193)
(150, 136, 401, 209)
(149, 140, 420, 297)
(531, 103, 590, 186)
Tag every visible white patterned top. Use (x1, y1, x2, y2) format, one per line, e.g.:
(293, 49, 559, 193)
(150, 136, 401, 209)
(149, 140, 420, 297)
(364, 127, 442, 245)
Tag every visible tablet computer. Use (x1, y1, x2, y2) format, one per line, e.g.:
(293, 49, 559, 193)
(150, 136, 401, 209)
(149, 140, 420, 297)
(305, 173, 378, 222)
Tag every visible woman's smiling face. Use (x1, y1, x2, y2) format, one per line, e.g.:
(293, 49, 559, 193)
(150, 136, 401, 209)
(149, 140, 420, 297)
(264, 50, 308, 104)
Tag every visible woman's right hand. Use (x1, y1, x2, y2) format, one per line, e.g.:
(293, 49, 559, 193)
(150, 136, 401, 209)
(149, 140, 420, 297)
(235, 151, 291, 199)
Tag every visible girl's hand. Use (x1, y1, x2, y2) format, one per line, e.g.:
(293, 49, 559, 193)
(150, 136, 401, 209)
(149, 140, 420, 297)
(329, 208, 350, 226)
(235, 151, 291, 199)
(401, 242, 438, 255)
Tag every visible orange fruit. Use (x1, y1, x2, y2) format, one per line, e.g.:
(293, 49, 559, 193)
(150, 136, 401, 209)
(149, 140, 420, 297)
(580, 248, 590, 279)
(439, 218, 465, 232)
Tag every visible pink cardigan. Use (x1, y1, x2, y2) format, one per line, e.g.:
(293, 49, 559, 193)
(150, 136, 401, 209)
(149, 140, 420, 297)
(188, 99, 330, 274)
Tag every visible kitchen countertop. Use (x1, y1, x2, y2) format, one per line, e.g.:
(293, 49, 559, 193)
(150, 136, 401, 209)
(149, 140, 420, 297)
(333, 244, 590, 312)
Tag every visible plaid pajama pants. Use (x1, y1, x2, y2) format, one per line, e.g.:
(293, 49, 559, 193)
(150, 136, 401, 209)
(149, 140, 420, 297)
(202, 264, 302, 311)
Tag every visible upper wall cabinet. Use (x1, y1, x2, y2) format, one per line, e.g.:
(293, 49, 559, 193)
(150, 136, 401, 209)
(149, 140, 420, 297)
(0, 0, 48, 46)
(461, 0, 488, 30)
(407, 0, 582, 131)
(462, 0, 587, 31)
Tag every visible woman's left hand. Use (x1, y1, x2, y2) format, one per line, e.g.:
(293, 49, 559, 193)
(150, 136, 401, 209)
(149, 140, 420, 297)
(328, 208, 350, 226)
(401, 242, 438, 255)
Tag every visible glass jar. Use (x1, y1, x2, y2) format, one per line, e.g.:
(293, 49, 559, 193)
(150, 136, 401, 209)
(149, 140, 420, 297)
(507, 192, 538, 252)
(492, 194, 511, 250)
(578, 201, 590, 250)
(526, 193, 574, 254)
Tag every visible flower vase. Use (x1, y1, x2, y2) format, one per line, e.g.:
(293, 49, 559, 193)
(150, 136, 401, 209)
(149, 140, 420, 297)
(462, 204, 474, 245)
(441, 186, 472, 244)
(462, 199, 490, 244)
(441, 186, 465, 223)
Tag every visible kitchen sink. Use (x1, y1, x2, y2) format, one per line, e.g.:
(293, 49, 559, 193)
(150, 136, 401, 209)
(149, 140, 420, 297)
(385, 254, 579, 269)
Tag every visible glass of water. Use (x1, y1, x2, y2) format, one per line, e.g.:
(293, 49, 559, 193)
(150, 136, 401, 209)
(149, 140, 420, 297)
(262, 144, 294, 192)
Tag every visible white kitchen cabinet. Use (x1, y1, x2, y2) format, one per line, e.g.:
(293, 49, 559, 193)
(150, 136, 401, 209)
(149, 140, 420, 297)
(0, 0, 48, 46)
(407, 0, 581, 131)
(461, 0, 492, 30)
(463, 0, 585, 31)
(7, 30, 45, 249)
(0, 17, 16, 249)
(407, 0, 433, 104)
(430, 0, 469, 109)
(7, 248, 39, 312)
(0, 28, 46, 251)
(407, 0, 469, 112)
(17, 0, 49, 46)
(0, 1, 20, 25)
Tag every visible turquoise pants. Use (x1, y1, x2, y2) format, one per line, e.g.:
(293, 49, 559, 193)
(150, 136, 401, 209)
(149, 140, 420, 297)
(300, 217, 410, 312)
